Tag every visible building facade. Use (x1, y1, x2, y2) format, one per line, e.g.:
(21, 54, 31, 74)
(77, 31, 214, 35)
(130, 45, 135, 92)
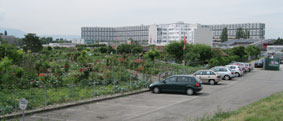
(208, 23, 265, 45)
(81, 25, 149, 45)
(148, 22, 213, 46)
(72, 39, 85, 44)
(0, 35, 17, 45)
(81, 22, 264, 47)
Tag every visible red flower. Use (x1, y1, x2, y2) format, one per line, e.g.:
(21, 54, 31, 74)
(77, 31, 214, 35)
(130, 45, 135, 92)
(118, 57, 125, 62)
(134, 59, 145, 63)
(39, 73, 45, 77)
(137, 67, 144, 72)
(80, 68, 83, 72)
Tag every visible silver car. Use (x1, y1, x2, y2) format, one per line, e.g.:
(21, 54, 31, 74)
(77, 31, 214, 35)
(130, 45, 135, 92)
(232, 62, 247, 72)
(244, 63, 253, 72)
(211, 66, 236, 80)
(226, 65, 244, 77)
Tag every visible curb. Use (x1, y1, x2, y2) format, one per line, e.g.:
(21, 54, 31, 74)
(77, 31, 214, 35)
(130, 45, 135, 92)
(0, 88, 150, 120)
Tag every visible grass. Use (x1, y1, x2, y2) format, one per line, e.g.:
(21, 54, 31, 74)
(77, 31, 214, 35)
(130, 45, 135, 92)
(194, 91, 283, 121)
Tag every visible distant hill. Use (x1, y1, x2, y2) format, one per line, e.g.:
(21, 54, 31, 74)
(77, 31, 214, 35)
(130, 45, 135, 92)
(0, 27, 81, 40)
(0, 27, 26, 38)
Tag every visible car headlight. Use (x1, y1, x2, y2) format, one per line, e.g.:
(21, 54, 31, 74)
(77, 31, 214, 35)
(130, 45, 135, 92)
(149, 84, 153, 87)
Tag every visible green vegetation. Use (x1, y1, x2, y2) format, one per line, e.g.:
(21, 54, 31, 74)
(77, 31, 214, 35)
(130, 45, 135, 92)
(274, 37, 283, 45)
(23, 33, 43, 52)
(220, 27, 228, 42)
(195, 91, 283, 121)
(0, 81, 149, 115)
(236, 27, 250, 39)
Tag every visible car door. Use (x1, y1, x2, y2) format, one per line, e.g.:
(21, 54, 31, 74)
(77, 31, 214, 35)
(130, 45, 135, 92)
(175, 76, 189, 92)
(194, 71, 203, 80)
(213, 68, 223, 77)
(208, 71, 216, 80)
(161, 76, 177, 92)
(201, 71, 209, 83)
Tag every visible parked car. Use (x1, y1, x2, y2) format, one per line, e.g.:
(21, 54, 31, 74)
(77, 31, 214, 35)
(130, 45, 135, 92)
(211, 66, 235, 80)
(149, 75, 202, 95)
(226, 65, 244, 77)
(232, 62, 247, 72)
(245, 63, 253, 72)
(254, 59, 264, 68)
(193, 70, 222, 85)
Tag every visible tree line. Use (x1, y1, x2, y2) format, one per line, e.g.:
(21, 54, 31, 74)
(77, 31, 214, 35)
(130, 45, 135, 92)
(221, 27, 251, 42)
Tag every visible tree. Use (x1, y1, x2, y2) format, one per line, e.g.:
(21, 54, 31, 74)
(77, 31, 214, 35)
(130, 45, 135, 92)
(131, 44, 143, 54)
(220, 27, 228, 42)
(4, 30, 7, 36)
(225, 46, 247, 61)
(185, 44, 213, 65)
(274, 38, 283, 45)
(99, 46, 108, 53)
(245, 45, 260, 58)
(117, 44, 131, 54)
(145, 48, 160, 62)
(0, 36, 2, 43)
(40, 37, 54, 44)
(107, 45, 115, 54)
(16, 38, 24, 47)
(164, 41, 184, 63)
(236, 28, 244, 39)
(245, 29, 250, 39)
(23, 33, 43, 53)
(236, 28, 250, 39)
(0, 44, 24, 64)
(185, 50, 200, 66)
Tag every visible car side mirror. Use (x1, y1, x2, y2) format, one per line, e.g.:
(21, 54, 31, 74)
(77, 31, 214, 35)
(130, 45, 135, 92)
(162, 80, 166, 84)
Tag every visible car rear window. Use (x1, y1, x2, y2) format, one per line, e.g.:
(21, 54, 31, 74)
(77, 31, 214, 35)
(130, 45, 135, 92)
(194, 77, 202, 83)
(178, 77, 190, 83)
(209, 71, 216, 75)
(229, 66, 236, 69)
(227, 67, 232, 71)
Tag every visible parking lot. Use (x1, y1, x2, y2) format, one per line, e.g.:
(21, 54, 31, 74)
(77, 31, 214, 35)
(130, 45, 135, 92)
(13, 66, 283, 121)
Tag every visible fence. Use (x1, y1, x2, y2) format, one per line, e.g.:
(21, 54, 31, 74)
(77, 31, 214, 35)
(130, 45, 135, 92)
(0, 75, 151, 117)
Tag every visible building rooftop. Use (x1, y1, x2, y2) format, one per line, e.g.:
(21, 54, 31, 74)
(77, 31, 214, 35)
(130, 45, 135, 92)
(219, 39, 259, 46)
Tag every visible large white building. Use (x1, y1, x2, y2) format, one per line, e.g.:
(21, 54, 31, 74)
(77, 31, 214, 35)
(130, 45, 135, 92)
(208, 23, 265, 46)
(81, 26, 149, 45)
(81, 22, 265, 47)
(148, 22, 213, 46)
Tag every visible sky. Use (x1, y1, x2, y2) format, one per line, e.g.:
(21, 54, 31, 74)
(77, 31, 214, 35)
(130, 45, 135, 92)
(0, 0, 282, 38)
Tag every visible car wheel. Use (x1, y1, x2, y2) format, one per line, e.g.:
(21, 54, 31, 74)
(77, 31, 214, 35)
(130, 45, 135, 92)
(224, 75, 230, 80)
(153, 87, 160, 94)
(236, 72, 241, 77)
(209, 80, 215, 85)
(186, 88, 194, 95)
